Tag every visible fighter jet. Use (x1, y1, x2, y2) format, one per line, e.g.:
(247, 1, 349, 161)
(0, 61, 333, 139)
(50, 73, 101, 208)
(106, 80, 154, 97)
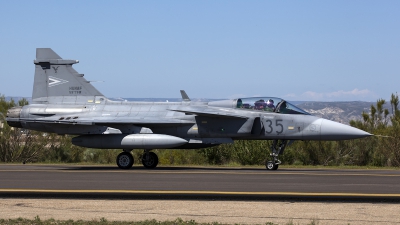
(6, 48, 372, 170)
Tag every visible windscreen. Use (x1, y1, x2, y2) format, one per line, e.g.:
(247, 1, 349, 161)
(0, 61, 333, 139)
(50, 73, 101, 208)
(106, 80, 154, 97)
(275, 101, 310, 115)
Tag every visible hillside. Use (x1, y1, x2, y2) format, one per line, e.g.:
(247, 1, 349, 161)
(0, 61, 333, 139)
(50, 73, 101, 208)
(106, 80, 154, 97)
(297, 101, 376, 124)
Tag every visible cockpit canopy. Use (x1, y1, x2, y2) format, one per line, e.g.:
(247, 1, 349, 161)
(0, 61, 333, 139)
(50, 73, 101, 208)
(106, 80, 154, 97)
(236, 97, 310, 115)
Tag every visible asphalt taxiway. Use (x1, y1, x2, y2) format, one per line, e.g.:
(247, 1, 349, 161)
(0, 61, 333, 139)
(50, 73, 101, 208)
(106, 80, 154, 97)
(0, 164, 399, 201)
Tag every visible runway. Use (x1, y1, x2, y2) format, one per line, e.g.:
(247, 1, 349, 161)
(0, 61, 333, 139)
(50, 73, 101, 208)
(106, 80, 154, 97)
(1, 164, 400, 224)
(0, 164, 399, 201)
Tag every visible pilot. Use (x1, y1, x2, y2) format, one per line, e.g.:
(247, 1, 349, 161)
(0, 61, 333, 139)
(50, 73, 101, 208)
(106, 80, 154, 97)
(254, 99, 266, 110)
(266, 99, 275, 111)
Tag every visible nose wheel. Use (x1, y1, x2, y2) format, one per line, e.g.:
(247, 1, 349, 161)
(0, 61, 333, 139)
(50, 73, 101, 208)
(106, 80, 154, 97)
(266, 160, 279, 170)
(142, 150, 159, 169)
(116, 151, 134, 169)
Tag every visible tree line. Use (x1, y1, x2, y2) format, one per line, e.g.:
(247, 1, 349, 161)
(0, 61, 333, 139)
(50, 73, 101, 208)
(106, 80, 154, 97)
(0, 94, 399, 167)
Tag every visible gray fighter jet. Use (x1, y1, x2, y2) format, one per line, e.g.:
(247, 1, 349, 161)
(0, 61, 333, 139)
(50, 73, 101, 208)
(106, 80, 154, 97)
(6, 48, 372, 170)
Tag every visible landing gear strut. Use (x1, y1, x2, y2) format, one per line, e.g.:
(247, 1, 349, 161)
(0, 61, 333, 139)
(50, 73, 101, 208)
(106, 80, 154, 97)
(116, 150, 134, 169)
(266, 140, 288, 170)
(142, 150, 159, 169)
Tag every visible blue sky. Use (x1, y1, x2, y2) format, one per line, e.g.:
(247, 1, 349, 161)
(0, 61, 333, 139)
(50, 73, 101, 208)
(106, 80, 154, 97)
(0, 1, 399, 101)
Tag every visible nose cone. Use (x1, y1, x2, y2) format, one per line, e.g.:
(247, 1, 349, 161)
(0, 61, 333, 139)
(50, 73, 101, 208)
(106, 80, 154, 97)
(320, 119, 372, 140)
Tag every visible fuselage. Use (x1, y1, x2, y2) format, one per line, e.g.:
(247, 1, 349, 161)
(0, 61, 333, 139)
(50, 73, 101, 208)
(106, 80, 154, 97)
(7, 96, 371, 150)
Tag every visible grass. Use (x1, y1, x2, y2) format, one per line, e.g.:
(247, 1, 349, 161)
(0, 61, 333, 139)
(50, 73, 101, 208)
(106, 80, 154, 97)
(0, 217, 322, 225)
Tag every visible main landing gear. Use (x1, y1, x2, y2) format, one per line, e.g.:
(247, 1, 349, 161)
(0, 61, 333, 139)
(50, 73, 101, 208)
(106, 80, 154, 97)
(265, 140, 288, 170)
(116, 150, 134, 169)
(142, 150, 159, 169)
(116, 149, 159, 169)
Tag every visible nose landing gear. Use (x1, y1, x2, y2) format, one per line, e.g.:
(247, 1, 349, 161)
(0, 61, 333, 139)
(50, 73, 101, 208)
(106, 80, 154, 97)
(266, 140, 288, 170)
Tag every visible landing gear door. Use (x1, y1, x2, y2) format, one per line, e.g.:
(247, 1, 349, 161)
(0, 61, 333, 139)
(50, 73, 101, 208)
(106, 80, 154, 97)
(261, 115, 287, 138)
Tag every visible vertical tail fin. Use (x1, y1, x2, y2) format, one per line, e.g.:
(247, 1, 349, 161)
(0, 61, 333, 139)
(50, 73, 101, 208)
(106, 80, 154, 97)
(180, 90, 191, 102)
(32, 48, 104, 103)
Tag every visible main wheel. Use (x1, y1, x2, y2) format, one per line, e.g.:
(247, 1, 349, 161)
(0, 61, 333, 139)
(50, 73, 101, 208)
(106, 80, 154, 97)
(266, 161, 279, 170)
(142, 152, 159, 169)
(116, 152, 134, 169)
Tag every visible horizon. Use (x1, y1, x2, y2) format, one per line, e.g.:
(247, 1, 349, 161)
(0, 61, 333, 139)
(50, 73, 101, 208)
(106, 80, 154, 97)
(2, 95, 378, 103)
